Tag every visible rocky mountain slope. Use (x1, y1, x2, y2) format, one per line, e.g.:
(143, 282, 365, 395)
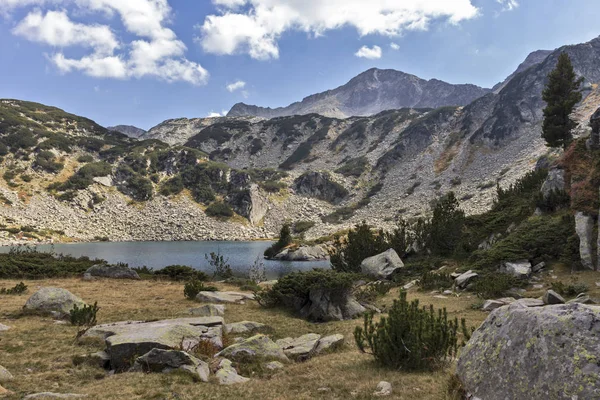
(107, 125, 147, 138)
(1, 36, 600, 244)
(227, 68, 491, 119)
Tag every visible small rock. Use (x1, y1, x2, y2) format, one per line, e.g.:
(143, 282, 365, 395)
(532, 262, 546, 273)
(567, 294, 595, 304)
(374, 381, 393, 397)
(0, 366, 13, 383)
(189, 304, 225, 317)
(443, 290, 453, 295)
(482, 300, 505, 312)
(317, 387, 331, 392)
(265, 361, 284, 371)
(224, 321, 270, 335)
(314, 334, 344, 354)
(84, 264, 140, 280)
(542, 290, 565, 305)
(402, 280, 417, 290)
(215, 359, 249, 385)
(500, 261, 532, 278)
(515, 298, 544, 308)
(433, 295, 448, 299)
(455, 271, 478, 289)
(217, 334, 289, 363)
(532, 284, 544, 289)
(0, 324, 10, 332)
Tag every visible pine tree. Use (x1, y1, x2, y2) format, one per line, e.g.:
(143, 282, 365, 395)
(542, 52, 583, 149)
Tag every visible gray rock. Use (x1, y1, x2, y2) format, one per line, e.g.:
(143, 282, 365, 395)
(402, 280, 417, 290)
(457, 303, 600, 400)
(273, 245, 329, 261)
(542, 290, 565, 305)
(227, 184, 269, 226)
(567, 294, 595, 304)
(277, 334, 321, 361)
(195, 291, 255, 304)
(189, 304, 225, 317)
(500, 261, 531, 278)
(92, 176, 113, 187)
(84, 264, 140, 280)
(265, 361, 284, 371)
(514, 298, 544, 308)
(0, 366, 13, 383)
(373, 381, 393, 397)
(216, 334, 289, 363)
(0, 324, 10, 332)
(576, 212, 595, 270)
(293, 172, 348, 204)
(299, 287, 366, 322)
(23, 287, 86, 318)
(224, 321, 270, 335)
(482, 300, 505, 312)
(455, 270, 478, 289)
(215, 359, 249, 385)
(80, 317, 224, 370)
(314, 334, 344, 354)
(23, 394, 88, 399)
(532, 261, 546, 273)
(132, 349, 209, 382)
(540, 168, 565, 199)
(360, 249, 404, 279)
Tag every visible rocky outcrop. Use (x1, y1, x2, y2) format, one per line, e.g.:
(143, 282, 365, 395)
(360, 249, 404, 279)
(107, 125, 146, 138)
(540, 168, 566, 199)
(195, 291, 255, 304)
(84, 264, 140, 280)
(457, 303, 600, 400)
(575, 212, 595, 269)
(499, 260, 532, 278)
(293, 172, 348, 204)
(227, 184, 269, 226)
(131, 349, 209, 382)
(23, 287, 86, 318)
(216, 334, 289, 363)
(80, 316, 224, 370)
(273, 245, 329, 261)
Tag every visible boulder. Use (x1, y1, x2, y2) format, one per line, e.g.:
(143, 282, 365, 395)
(373, 381, 393, 397)
(276, 334, 321, 361)
(189, 304, 225, 317)
(360, 249, 404, 279)
(0, 366, 13, 384)
(299, 287, 366, 322)
(482, 300, 505, 312)
(84, 264, 140, 280)
(224, 321, 270, 335)
(80, 317, 224, 370)
(540, 168, 566, 199)
(23, 394, 87, 399)
(23, 287, 86, 318)
(273, 245, 329, 261)
(457, 303, 600, 400)
(195, 291, 254, 304)
(293, 171, 348, 204)
(93, 176, 113, 187)
(216, 334, 289, 363)
(500, 261, 531, 278)
(455, 270, 478, 289)
(575, 212, 595, 270)
(215, 359, 249, 385)
(542, 290, 565, 305)
(314, 334, 344, 354)
(131, 349, 209, 382)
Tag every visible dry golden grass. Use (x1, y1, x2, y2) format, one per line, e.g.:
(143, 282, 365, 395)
(1, 264, 597, 400)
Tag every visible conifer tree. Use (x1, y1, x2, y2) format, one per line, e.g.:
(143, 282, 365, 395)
(542, 52, 583, 149)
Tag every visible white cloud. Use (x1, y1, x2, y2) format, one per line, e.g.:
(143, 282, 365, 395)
(7, 1, 209, 85)
(497, 0, 519, 11)
(355, 45, 382, 59)
(207, 110, 228, 117)
(226, 80, 246, 92)
(390, 42, 400, 50)
(197, 0, 479, 59)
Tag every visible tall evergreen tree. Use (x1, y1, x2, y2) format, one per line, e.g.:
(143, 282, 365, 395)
(542, 52, 583, 149)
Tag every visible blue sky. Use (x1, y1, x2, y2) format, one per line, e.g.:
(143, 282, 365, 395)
(0, 0, 599, 130)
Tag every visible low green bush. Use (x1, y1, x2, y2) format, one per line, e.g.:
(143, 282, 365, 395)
(418, 271, 454, 291)
(293, 220, 315, 235)
(550, 281, 588, 297)
(0, 282, 27, 295)
(205, 201, 234, 219)
(70, 302, 99, 327)
(184, 280, 218, 299)
(0, 248, 99, 279)
(470, 273, 522, 299)
(355, 281, 394, 304)
(156, 265, 209, 281)
(354, 291, 467, 371)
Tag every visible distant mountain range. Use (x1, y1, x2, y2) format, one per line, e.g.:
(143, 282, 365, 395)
(227, 68, 491, 119)
(108, 125, 147, 138)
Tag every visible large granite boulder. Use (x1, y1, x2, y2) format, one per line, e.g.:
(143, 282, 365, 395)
(131, 349, 209, 382)
(84, 264, 140, 280)
(457, 303, 600, 400)
(273, 245, 329, 261)
(575, 212, 595, 270)
(23, 287, 86, 318)
(195, 291, 254, 304)
(360, 249, 404, 279)
(216, 334, 289, 363)
(299, 287, 366, 322)
(293, 171, 348, 204)
(80, 317, 224, 370)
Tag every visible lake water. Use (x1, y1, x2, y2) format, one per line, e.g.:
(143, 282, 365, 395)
(0, 241, 330, 279)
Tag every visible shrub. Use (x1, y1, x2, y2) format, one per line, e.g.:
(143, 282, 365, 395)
(0, 248, 99, 279)
(205, 201, 234, 219)
(77, 154, 94, 163)
(264, 223, 293, 259)
(550, 281, 588, 297)
(184, 280, 218, 300)
(354, 291, 464, 371)
(20, 174, 32, 182)
(156, 265, 209, 281)
(0, 282, 27, 295)
(248, 256, 266, 284)
(259, 180, 286, 193)
(470, 273, 522, 299)
(206, 251, 233, 279)
(160, 175, 184, 196)
(70, 302, 99, 327)
(335, 156, 369, 177)
(321, 207, 356, 224)
(293, 220, 315, 235)
(535, 189, 570, 213)
(418, 271, 454, 291)
(355, 281, 394, 304)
